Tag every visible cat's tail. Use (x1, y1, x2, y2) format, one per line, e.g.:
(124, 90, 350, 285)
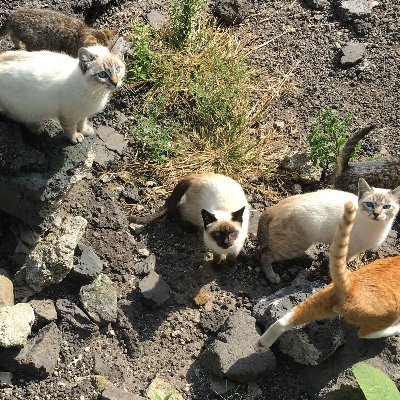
(128, 175, 195, 225)
(329, 201, 357, 302)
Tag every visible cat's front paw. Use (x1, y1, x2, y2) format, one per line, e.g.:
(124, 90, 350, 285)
(82, 125, 95, 137)
(70, 132, 84, 144)
(254, 339, 269, 353)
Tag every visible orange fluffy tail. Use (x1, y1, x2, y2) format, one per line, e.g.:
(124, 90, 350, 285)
(129, 175, 195, 225)
(329, 201, 357, 302)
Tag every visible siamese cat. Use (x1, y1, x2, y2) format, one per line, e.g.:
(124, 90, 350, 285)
(0, 8, 117, 57)
(131, 173, 250, 266)
(255, 201, 400, 353)
(257, 178, 400, 283)
(0, 39, 125, 144)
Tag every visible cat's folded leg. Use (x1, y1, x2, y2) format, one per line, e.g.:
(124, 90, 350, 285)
(359, 322, 400, 339)
(260, 252, 280, 284)
(59, 116, 84, 144)
(254, 311, 294, 352)
(77, 118, 95, 136)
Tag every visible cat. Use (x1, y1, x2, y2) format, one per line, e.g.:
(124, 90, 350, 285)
(0, 8, 117, 57)
(0, 38, 125, 144)
(257, 178, 400, 283)
(255, 201, 400, 353)
(130, 173, 250, 266)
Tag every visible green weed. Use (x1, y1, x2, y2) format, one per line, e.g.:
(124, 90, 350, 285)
(169, 0, 206, 48)
(308, 107, 359, 175)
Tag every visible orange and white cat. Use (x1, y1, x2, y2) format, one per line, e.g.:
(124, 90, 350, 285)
(255, 201, 400, 353)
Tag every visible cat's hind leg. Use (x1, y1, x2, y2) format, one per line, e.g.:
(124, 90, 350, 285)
(359, 322, 400, 339)
(255, 311, 294, 352)
(260, 251, 281, 284)
(77, 118, 95, 137)
(60, 116, 84, 144)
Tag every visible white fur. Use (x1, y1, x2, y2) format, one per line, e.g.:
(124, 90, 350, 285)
(282, 189, 396, 258)
(0, 46, 122, 143)
(360, 323, 400, 339)
(255, 311, 294, 352)
(179, 174, 249, 256)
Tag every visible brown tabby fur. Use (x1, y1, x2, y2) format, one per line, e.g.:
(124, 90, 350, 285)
(255, 201, 400, 352)
(0, 8, 117, 57)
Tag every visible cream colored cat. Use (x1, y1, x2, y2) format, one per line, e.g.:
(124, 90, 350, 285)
(255, 201, 400, 353)
(0, 39, 125, 144)
(131, 173, 249, 266)
(257, 178, 400, 283)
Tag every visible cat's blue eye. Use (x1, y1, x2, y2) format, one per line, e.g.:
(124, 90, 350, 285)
(115, 66, 121, 73)
(364, 201, 374, 208)
(214, 232, 222, 238)
(382, 204, 391, 209)
(97, 71, 108, 78)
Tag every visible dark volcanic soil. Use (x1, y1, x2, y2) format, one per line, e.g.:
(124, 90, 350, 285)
(0, 0, 399, 399)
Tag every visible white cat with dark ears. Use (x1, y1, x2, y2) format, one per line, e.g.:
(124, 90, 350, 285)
(130, 173, 250, 266)
(0, 38, 125, 144)
(257, 178, 400, 283)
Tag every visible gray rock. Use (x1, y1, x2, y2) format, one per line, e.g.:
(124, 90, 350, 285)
(80, 274, 118, 326)
(253, 282, 345, 365)
(213, 0, 253, 25)
(139, 271, 171, 307)
(304, 0, 329, 10)
(25, 215, 87, 292)
(133, 254, 156, 277)
(146, 10, 167, 29)
(335, 0, 373, 21)
(0, 117, 95, 230)
(248, 209, 263, 237)
(55, 299, 97, 333)
(71, 243, 103, 283)
(0, 322, 61, 377)
(29, 299, 58, 331)
(0, 269, 13, 307)
(0, 303, 35, 348)
(200, 309, 229, 333)
(245, 382, 263, 400)
(101, 384, 146, 400)
(280, 150, 322, 184)
(94, 126, 127, 167)
(93, 352, 111, 376)
(200, 310, 276, 382)
(210, 378, 236, 395)
(340, 42, 366, 66)
(0, 371, 13, 386)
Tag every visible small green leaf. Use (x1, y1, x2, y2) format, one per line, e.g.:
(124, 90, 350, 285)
(352, 362, 400, 400)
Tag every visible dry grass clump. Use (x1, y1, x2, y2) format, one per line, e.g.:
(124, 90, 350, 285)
(125, 5, 294, 196)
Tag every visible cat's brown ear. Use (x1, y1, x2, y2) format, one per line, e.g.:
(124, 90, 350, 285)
(78, 47, 97, 72)
(83, 35, 99, 47)
(232, 206, 246, 223)
(358, 178, 372, 198)
(102, 29, 118, 40)
(110, 36, 124, 58)
(201, 209, 217, 229)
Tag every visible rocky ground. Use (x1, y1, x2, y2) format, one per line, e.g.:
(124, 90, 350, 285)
(0, 0, 399, 399)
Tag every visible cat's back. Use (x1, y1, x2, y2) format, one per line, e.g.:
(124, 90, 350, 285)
(188, 173, 247, 210)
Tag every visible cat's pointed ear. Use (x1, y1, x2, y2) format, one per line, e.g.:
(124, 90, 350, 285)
(232, 206, 246, 223)
(110, 36, 124, 58)
(102, 29, 118, 40)
(201, 209, 217, 229)
(83, 35, 99, 47)
(78, 47, 96, 72)
(390, 185, 400, 201)
(358, 178, 372, 198)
